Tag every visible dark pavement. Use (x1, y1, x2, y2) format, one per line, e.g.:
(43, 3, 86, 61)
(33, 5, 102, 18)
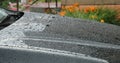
(0, 12, 120, 63)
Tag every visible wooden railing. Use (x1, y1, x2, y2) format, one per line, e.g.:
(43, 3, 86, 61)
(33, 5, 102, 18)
(62, 0, 120, 5)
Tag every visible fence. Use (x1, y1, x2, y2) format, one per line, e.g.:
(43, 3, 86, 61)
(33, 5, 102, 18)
(62, 0, 120, 5)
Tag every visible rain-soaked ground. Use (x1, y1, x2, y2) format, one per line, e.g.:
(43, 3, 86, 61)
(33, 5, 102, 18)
(0, 12, 120, 63)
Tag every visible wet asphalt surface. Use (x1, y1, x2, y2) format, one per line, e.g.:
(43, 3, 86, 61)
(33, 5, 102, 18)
(0, 12, 120, 63)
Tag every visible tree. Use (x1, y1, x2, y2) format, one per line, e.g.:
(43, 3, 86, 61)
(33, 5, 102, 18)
(0, 0, 18, 8)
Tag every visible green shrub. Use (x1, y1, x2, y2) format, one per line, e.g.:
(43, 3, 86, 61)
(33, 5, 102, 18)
(59, 3, 120, 26)
(0, 0, 17, 8)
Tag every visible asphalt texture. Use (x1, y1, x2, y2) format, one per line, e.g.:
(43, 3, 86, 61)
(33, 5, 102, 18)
(0, 12, 120, 63)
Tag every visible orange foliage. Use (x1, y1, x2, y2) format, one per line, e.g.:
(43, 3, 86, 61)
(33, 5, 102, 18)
(84, 6, 96, 13)
(84, 7, 90, 13)
(61, 6, 65, 10)
(28, 0, 32, 2)
(89, 6, 96, 12)
(59, 11, 66, 16)
(73, 3, 79, 7)
(60, 3, 96, 15)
